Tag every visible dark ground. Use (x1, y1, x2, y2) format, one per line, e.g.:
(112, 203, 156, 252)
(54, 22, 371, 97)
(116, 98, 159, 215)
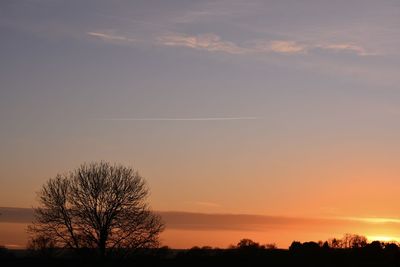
(2, 243, 400, 267)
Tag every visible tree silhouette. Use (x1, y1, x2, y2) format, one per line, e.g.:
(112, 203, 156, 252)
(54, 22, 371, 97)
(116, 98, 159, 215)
(236, 239, 261, 249)
(28, 162, 164, 258)
(341, 233, 367, 249)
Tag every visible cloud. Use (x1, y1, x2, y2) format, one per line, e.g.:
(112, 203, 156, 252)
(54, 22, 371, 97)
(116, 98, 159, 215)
(87, 29, 373, 58)
(159, 212, 400, 232)
(0, 207, 33, 223)
(250, 40, 307, 54)
(162, 212, 345, 232)
(342, 216, 400, 224)
(157, 33, 247, 54)
(4, 207, 400, 233)
(87, 31, 137, 44)
(269, 41, 307, 54)
(316, 43, 373, 56)
(157, 33, 373, 57)
(157, 33, 308, 55)
(253, 40, 373, 56)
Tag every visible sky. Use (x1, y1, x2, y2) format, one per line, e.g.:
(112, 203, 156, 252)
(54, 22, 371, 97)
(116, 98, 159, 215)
(1, 0, 400, 248)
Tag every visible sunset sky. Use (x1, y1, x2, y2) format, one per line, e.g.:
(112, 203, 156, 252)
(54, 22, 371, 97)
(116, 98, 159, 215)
(1, 0, 400, 249)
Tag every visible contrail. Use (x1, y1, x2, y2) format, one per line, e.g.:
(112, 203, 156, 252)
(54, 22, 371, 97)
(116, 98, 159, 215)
(96, 117, 258, 121)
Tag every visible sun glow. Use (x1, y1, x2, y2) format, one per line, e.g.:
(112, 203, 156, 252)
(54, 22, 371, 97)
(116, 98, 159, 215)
(367, 235, 400, 243)
(355, 217, 400, 224)
(343, 216, 400, 224)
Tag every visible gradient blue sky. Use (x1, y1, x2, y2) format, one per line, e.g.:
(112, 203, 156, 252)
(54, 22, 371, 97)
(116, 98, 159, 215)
(1, 0, 400, 247)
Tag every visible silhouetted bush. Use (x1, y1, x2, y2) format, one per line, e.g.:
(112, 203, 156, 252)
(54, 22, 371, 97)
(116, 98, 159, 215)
(236, 238, 263, 250)
(289, 241, 302, 251)
(0, 246, 14, 260)
(2, 235, 400, 267)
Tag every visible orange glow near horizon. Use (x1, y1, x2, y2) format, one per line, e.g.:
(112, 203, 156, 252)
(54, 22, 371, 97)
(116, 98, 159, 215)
(3, 212, 400, 249)
(366, 236, 400, 243)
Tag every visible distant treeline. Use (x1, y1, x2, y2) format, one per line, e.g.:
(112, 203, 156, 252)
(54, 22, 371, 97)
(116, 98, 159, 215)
(2, 234, 400, 266)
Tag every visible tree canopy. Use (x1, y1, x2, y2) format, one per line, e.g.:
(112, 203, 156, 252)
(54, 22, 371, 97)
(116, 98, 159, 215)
(29, 162, 164, 257)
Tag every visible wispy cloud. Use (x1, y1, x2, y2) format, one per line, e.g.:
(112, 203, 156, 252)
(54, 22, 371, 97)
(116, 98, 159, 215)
(253, 40, 373, 56)
(96, 117, 258, 122)
(340, 216, 400, 224)
(87, 31, 137, 44)
(3, 207, 400, 235)
(87, 29, 374, 57)
(0, 207, 33, 223)
(316, 43, 374, 56)
(160, 212, 400, 232)
(157, 33, 372, 57)
(269, 41, 307, 54)
(157, 33, 309, 55)
(252, 40, 307, 54)
(157, 33, 246, 54)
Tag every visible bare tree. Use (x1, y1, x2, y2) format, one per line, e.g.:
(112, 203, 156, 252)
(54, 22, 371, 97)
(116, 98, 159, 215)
(28, 162, 164, 258)
(342, 233, 367, 249)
